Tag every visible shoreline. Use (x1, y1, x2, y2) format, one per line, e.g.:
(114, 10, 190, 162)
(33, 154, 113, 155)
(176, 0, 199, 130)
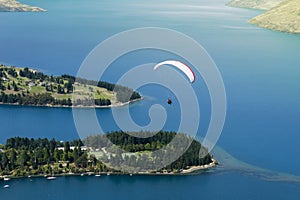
(180, 158, 218, 174)
(0, 0, 46, 12)
(0, 97, 143, 109)
(0, 160, 218, 180)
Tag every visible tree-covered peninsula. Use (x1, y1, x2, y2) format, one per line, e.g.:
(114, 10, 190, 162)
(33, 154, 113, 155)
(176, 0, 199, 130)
(0, 131, 216, 178)
(0, 65, 141, 107)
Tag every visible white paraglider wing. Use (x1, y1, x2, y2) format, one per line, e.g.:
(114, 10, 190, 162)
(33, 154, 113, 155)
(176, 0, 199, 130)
(153, 60, 195, 83)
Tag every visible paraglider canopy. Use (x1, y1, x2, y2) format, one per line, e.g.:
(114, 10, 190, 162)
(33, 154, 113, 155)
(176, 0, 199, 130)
(153, 60, 195, 83)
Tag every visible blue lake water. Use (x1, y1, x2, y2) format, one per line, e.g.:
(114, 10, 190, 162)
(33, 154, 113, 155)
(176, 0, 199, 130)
(1, 0, 300, 199)
(1, 173, 300, 200)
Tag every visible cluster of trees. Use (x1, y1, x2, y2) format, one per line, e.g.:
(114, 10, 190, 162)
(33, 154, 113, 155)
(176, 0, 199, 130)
(2, 67, 47, 81)
(72, 98, 111, 106)
(65, 75, 141, 103)
(11, 81, 19, 91)
(45, 82, 72, 94)
(114, 85, 141, 103)
(7, 68, 18, 78)
(0, 83, 5, 90)
(0, 68, 8, 90)
(84, 131, 213, 172)
(0, 92, 54, 105)
(1, 67, 84, 96)
(53, 98, 72, 106)
(0, 137, 110, 177)
(166, 138, 212, 171)
(43, 77, 74, 94)
(0, 81, 19, 91)
(105, 131, 176, 152)
(19, 67, 47, 80)
(0, 92, 111, 107)
(0, 68, 7, 78)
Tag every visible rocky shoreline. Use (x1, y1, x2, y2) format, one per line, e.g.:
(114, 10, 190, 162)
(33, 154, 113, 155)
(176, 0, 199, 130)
(0, 0, 46, 12)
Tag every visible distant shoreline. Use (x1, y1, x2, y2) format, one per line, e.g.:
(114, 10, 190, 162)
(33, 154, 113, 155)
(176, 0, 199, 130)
(0, 159, 218, 180)
(0, 97, 143, 109)
(0, 0, 46, 12)
(227, 0, 300, 34)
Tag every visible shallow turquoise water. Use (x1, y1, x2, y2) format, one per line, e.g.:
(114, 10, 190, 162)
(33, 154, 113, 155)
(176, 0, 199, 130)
(0, 0, 300, 199)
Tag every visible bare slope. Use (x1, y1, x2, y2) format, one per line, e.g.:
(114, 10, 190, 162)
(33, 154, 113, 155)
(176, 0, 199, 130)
(249, 0, 300, 33)
(227, 0, 283, 10)
(0, 0, 45, 12)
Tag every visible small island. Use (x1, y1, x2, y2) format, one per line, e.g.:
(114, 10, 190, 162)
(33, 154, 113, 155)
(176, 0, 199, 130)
(0, 64, 141, 107)
(0, 131, 217, 178)
(0, 0, 46, 12)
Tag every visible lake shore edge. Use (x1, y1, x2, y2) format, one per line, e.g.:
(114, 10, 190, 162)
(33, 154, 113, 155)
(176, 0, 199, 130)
(0, 97, 143, 109)
(0, 158, 218, 181)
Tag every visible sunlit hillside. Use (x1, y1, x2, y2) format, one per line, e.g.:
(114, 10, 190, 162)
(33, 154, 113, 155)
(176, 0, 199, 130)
(249, 0, 300, 33)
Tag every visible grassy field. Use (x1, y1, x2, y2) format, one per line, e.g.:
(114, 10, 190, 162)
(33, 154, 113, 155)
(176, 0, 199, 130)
(0, 65, 119, 106)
